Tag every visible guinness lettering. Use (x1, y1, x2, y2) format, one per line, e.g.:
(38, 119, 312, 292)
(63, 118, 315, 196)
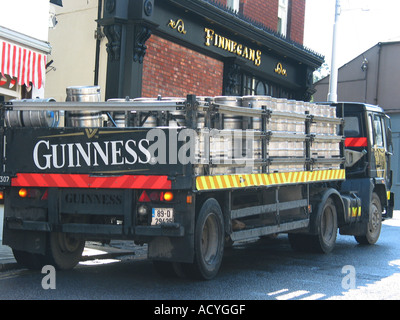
(27, 128, 256, 172)
(65, 193, 123, 205)
(33, 139, 151, 170)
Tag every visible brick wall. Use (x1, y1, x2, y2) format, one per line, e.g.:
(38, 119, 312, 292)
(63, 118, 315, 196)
(241, 0, 279, 32)
(288, 0, 305, 44)
(231, 0, 305, 44)
(142, 35, 224, 97)
(141, 1, 306, 97)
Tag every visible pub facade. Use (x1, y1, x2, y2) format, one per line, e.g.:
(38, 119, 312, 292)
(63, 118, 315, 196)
(45, 0, 324, 102)
(99, 0, 324, 101)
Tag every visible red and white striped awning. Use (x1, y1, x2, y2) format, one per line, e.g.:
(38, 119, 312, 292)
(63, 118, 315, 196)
(0, 40, 47, 89)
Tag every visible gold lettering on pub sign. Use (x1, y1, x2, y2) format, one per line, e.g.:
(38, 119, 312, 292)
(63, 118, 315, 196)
(168, 19, 187, 34)
(204, 28, 262, 66)
(274, 62, 287, 76)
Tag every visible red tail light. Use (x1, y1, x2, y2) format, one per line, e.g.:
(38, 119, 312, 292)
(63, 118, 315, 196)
(138, 191, 150, 202)
(138, 190, 174, 202)
(18, 188, 44, 199)
(41, 189, 49, 200)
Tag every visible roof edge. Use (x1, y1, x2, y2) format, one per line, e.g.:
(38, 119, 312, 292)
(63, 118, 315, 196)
(168, 0, 324, 68)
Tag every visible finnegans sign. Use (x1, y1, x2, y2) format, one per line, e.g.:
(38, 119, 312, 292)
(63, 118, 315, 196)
(204, 28, 262, 67)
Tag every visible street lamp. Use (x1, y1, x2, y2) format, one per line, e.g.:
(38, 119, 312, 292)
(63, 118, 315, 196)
(327, 0, 341, 103)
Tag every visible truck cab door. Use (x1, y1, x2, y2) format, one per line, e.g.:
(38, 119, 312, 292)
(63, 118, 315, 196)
(368, 112, 391, 184)
(384, 115, 393, 188)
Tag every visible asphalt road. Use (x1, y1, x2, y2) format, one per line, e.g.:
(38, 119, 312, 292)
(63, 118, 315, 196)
(0, 212, 399, 302)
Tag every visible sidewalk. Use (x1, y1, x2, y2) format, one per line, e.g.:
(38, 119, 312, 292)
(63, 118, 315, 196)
(0, 242, 16, 271)
(0, 240, 145, 271)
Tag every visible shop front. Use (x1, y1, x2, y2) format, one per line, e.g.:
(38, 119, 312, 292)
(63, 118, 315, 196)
(0, 27, 51, 102)
(99, 0, 324, 101)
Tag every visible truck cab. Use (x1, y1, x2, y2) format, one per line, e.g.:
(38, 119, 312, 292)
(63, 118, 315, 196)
(334, 102, 394, 238)
(338, 103, 393, 183)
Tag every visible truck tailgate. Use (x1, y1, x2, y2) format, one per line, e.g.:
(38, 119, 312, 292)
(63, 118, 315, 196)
(1, 127, 188, 187)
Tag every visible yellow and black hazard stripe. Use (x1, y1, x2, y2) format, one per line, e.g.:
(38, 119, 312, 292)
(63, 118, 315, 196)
(350, 206, 362, 218)
(196, 169, 346, 191)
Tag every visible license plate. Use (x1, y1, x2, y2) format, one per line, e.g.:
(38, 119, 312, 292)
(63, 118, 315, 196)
(0, 175, 11, 186)
(151, 208, 174, 225)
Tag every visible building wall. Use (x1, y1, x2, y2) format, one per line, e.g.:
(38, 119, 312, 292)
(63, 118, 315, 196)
(313, 42, 400, 110)
(288, 0, 305, 44)
(376, 43, 400, 111)
(142, 35, 224, 97)
(389, 113, 400, 209)
(44, 0, 308, 100)
(238, 0, 305, 44)
(45, 0, 108, 101)
(313, 44, 380, 104)
(241, 0, 279, 32)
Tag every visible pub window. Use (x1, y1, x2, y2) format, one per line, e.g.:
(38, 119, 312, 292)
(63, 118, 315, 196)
(256, 81, 267, 95)
(278, 0, 289, 37)
(242, 74, 256, 96)
(0, 74, 22, 101)
(227, 0, 240, 12)
(241, 73, 295, 98)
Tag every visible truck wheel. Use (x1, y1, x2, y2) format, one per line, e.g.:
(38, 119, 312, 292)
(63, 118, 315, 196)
(311, 197, 338, 253)
(45, 232, 85, 270)
(355, 192, 382, 245)
(185, 198, 225, 280)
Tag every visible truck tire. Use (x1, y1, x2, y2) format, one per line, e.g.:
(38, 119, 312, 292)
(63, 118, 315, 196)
(184, 198, 225, 280)
(311, 197, 338, 253)
(45, 232, 85, 270)
(355, 192, 382, 245)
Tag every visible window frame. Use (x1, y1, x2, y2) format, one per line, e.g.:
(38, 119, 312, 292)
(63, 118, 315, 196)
(278, 0, 289, 37)
(227, 0, 240, 12)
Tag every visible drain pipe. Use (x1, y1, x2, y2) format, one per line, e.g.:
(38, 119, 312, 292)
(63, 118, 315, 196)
(94, 0, 103, 86)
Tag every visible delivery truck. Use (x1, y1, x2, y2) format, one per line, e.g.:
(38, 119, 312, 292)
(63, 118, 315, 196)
(0, 86, 394, 279)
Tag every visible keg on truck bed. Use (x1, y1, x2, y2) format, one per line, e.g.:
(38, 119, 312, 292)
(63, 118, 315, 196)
(211, 96, 244, 174)
(65, 86, 103, 127)
(5, 98, 59, 127)
(242, 95, 272, 163)
(214, 96, 243, 130)
(132, 97, 186, 127)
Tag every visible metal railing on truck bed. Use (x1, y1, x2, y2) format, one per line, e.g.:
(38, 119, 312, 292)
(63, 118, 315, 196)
(0, 94, 345, 191)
